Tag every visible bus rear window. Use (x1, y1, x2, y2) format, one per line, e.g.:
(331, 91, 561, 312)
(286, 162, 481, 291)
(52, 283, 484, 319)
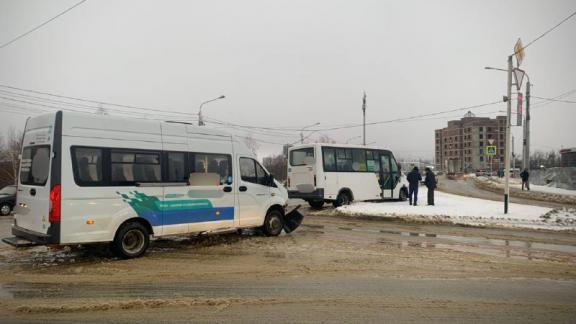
(290, 148, 314, 166)
(20, 146, 51, 186)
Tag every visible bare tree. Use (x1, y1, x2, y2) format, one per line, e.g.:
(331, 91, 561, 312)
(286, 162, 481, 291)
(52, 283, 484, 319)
(262, 154, 287, 181)
(315, 134, 336, 144)
(243, 134, 261, 156)
(0, 127, 23, 185)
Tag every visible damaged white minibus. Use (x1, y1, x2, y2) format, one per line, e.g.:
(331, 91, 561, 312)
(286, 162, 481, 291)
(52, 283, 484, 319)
(3, 111, 302, 258)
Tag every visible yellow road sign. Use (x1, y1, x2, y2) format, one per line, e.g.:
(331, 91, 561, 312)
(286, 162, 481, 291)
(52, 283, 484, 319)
(485, 145, 497, 156)
(514, 38, 525, 67)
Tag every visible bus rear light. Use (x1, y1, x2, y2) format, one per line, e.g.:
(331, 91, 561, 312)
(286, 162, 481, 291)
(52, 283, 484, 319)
(314, 175, 317, 187)
(49, 184, 61, 223)
(287, 177, 290, 187)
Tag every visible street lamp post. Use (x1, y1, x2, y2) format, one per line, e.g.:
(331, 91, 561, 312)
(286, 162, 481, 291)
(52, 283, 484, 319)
(485, 66, 531, 171)
(198, 95, 225, 126)
(485, 64, 532, 214)
(504, 55, 513, 214)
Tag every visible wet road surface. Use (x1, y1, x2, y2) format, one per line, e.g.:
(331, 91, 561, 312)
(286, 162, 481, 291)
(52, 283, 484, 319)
(0, 213, 575, 322)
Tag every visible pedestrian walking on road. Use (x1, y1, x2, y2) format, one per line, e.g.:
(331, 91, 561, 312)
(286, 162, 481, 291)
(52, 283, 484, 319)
(520, 169, 530, 191)
(407, 167, 421, 206)
(424, 167, 437, 206)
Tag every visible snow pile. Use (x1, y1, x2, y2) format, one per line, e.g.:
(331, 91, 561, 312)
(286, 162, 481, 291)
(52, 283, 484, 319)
(336, 187, 576, 231)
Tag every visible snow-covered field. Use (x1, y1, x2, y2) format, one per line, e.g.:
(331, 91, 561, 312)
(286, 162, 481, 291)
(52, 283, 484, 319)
(336, 187, 576, 231)
(481, 176, 576, 196)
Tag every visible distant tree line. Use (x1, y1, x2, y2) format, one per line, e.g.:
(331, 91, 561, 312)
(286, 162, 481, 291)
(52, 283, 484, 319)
(530, 150, 562, 169)
(0, 128, 23, 188)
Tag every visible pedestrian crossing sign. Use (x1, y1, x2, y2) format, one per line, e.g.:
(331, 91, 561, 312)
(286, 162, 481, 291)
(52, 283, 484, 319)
(485, 145, 497, 156)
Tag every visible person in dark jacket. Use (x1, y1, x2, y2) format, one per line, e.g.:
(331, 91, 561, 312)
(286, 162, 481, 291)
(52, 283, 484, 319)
(406, 167, 422, 206)
(424, 167, 437, 206)
(520, 169, 530, 191)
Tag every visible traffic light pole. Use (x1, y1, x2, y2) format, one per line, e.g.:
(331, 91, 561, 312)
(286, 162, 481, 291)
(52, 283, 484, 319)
(504, 55, 513, 214)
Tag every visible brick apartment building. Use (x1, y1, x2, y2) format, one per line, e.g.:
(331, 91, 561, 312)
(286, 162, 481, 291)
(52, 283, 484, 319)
(435, 112, 507, 173)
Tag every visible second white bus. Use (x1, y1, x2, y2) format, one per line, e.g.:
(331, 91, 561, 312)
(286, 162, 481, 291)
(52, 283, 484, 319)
(287, 143, 408, 208)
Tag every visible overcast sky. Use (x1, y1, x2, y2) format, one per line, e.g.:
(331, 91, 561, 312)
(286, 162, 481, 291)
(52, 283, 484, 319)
(0, 0, 575, 160)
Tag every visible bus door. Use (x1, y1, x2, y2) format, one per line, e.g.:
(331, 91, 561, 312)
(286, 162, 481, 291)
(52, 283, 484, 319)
(379, 153, 393, 198)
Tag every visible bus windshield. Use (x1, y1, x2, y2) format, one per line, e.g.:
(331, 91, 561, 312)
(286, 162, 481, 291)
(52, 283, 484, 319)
(20, 145, 51, 186)
(290, 148, 314, 166)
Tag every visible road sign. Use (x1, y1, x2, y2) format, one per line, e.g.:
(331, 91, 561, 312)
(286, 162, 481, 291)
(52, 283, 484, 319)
(488, 139, 495, 145)
(513, 68, 525, 91)
(514, 38, 525, 67)
(485, 145, 497, 156)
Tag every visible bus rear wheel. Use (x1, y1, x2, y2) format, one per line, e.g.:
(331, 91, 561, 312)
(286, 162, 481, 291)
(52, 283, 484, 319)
(308, 199, 324, 209)
(333, 191, 351, 208)
(112, 221, 150, 259)
(261, 209, 284, 237)
(398, 188, 408, 201)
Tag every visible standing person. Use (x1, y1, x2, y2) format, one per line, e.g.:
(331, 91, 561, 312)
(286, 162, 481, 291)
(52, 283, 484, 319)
(406, 167, 421, 206)
(520, 169, 530, 191)
(424, 167, 437, 206)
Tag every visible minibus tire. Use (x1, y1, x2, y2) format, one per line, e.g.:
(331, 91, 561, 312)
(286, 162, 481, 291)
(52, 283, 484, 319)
(261, 209, 284, 237)
(398, 188, 408, 201)
(308, 199, 324, 209)
(112, 221, 150, 259)
(0, 203, 11, 216)
(333, 192, 351, 208)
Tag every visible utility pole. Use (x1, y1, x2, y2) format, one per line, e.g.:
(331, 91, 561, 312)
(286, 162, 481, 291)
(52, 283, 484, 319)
(523, 80, 531, 170)
(362, 92, 366, 146)
(512, 135, 515, 171)
(504, 55, 513, 214)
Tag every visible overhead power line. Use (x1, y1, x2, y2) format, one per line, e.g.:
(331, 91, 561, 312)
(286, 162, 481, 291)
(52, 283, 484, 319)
(512, 9, 576, 56)
(311, 100, 503, 132)
(532, 96, 576, 104)
(0, 0, 88, 50)
(0, 84, 197, 118)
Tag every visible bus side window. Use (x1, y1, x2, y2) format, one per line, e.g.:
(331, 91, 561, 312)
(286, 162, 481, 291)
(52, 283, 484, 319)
(191, 153, 232, 185)
(166, 152, 187, 182)
(323, 148, 336, 172)
(73, 147, 103, 185)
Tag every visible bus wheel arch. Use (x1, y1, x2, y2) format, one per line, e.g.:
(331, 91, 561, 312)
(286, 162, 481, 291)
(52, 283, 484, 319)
(333, 188, 353, 207)
(111, 218, 152, 259)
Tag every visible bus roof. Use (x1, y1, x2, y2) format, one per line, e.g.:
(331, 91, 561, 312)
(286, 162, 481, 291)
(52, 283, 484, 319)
(289, 143, 392, 152)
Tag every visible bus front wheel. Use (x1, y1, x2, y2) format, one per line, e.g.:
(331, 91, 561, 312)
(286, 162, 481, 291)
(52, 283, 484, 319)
(261, 209, 284, 237)
(111, 221, 150, 259)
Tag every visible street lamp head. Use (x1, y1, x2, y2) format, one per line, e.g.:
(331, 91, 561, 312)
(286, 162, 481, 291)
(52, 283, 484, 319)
(218, 95, 226, 99)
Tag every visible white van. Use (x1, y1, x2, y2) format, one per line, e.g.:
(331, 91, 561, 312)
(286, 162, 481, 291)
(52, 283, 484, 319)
(3, 111, 302, 258)
(287, 143, 408, 208)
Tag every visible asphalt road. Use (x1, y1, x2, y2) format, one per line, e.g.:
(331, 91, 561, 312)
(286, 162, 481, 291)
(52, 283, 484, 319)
(1, 212, 575, 323)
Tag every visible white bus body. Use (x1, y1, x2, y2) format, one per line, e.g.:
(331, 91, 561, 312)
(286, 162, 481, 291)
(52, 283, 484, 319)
(5, 111, 301, 258)
(287, 143, 408, 208)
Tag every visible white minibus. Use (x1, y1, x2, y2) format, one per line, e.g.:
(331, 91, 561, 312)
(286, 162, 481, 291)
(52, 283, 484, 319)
(287, 143, 408, 208)
(3, 111, 302, 258)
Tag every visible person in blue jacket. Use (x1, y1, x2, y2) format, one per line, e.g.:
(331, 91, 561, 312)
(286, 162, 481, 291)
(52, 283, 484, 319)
(406, 166, 422, 206)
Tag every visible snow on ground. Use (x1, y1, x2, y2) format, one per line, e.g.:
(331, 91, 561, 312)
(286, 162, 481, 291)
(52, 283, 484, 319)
(481, 176, 576, 197)
(336, 187, 576, 231)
